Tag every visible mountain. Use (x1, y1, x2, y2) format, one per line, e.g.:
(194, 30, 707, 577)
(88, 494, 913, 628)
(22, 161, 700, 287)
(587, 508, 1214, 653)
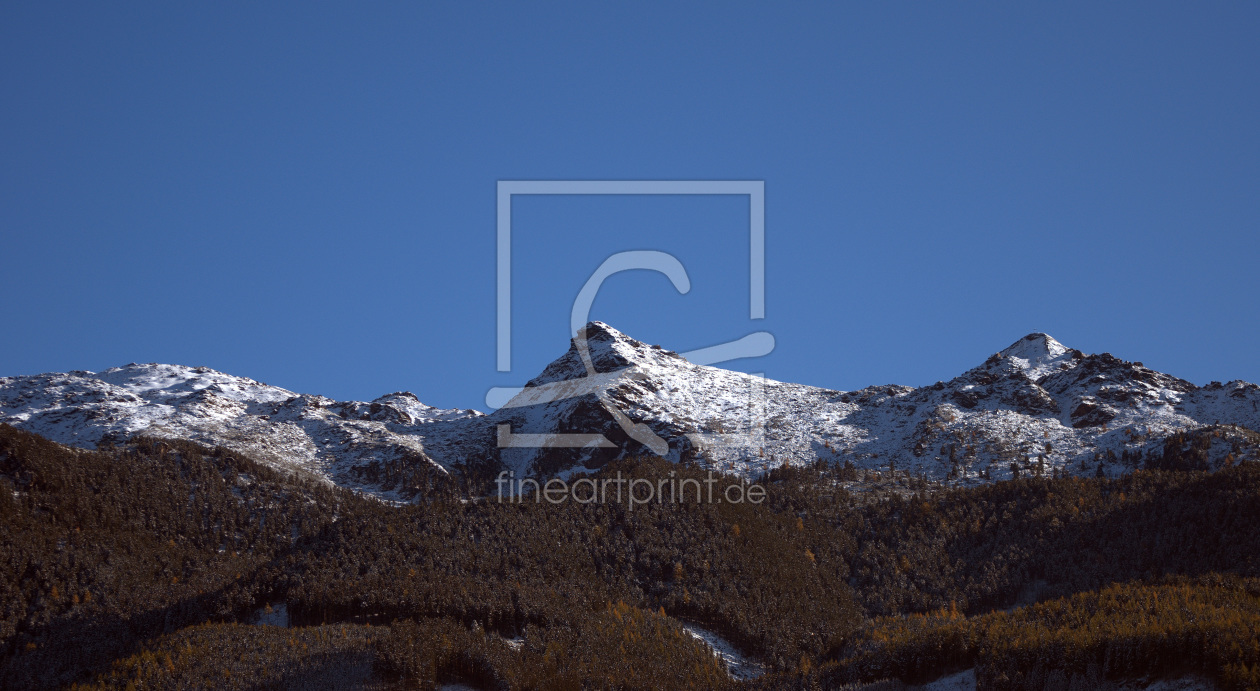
(0, 363, 482, 501)
(3, 323, 1259, 499)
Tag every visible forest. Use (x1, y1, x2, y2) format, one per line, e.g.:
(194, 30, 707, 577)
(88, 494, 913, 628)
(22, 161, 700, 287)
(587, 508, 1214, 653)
(1, 422, 1258, 689)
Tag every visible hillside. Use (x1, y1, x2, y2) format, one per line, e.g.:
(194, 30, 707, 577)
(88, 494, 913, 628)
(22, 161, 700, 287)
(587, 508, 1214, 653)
(2, 425, 1259, 688)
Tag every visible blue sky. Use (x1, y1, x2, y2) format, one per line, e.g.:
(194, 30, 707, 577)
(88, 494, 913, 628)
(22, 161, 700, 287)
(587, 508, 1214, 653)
(2, 3, 1258, 411)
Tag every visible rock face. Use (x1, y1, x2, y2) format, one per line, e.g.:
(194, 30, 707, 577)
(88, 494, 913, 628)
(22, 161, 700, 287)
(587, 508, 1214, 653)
(3, 324, 1260, 499)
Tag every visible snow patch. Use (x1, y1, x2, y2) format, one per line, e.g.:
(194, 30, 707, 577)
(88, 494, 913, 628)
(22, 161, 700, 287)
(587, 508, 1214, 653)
(680, 621, 764, 680)
(915, 668, 976, 690)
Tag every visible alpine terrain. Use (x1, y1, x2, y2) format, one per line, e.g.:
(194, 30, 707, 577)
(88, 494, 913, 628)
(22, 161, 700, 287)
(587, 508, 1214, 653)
(2, 323, 1258, 500)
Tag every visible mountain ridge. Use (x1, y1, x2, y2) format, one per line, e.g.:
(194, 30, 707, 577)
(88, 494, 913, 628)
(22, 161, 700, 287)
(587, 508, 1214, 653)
(2, 324, 1259, 500)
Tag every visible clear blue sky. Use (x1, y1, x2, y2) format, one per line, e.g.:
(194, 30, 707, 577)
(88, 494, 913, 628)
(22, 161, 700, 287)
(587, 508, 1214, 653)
(2, 3, 1258, 411)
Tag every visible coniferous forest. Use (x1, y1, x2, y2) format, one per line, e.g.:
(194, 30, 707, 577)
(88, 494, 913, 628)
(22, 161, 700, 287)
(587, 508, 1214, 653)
(2, 422, 1259, 689)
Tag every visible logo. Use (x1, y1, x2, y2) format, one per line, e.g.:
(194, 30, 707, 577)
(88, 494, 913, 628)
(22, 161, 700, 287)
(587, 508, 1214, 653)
(490, 180, 772, 457)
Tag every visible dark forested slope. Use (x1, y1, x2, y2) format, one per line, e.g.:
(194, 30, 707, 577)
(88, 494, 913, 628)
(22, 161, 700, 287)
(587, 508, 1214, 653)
(3, 423, 1259, 689)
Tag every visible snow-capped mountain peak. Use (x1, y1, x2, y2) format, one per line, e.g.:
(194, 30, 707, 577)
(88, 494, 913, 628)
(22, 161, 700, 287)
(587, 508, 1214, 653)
(526, 321, 688, 387)
(1000, 332, 1069, 360)
(997, 332, 1075, 381)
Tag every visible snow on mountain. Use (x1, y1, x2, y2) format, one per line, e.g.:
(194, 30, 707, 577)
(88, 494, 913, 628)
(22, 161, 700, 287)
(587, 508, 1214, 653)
(998, 332, 1072, 381)
(0, 363, 482, 501)
(3, 324, 1259, 500)
(480, 323, 1260, 483)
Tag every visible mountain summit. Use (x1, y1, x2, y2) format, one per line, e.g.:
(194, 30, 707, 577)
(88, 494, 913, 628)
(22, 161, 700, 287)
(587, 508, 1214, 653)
(526, 321, 686, 387)
(1001, 332, 1069, 360)
(998, 333, 1074, 380)
(3, 324, 1259, 500)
